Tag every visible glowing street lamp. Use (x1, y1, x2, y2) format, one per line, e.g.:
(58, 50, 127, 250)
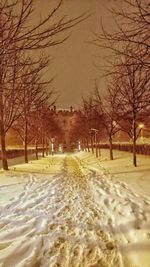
(51, 137, 55, 155)
(138, 123, 144, 143)
(78, 141, 81, 152)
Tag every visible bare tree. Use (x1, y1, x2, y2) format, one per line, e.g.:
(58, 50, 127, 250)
(28, 107, 63, 159)
(114, 56, 150, 166)
(70, 112, 90, 152)
(0, 0, 88, 169)
(25, 111, 41, 161)
(70, 98, 102, 156)
(0, 0, 88, 51)
(82, 97, 100, 155)
(94, 0, 150, 69)
(0, 50, 24, 170)
(93, 0, 150, 165)
(40, 110, 63, 157)
(13, 57, 55, 163)
(94, 83, 120, 160)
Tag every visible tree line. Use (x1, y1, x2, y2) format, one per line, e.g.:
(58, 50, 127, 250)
(0, 0, 88, 170)
(71, 0, 150, 167)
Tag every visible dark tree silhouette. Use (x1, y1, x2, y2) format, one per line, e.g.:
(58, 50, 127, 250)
(12, 56, 55, 163)
(114, 56, 150, 166)
(0, 0, 88, 169)
(94, 0, 150, 69)
(94, 83, 120, 160)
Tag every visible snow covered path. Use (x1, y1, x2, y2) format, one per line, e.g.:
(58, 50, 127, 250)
(0, 153, 150, 267)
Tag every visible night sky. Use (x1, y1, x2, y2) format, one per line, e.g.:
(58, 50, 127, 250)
(36, 0, 117, 109)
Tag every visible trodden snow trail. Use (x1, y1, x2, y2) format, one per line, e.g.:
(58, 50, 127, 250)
(0, 153, 150, 267)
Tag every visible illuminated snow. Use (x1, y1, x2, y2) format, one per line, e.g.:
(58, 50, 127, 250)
(0, 152, 150, 267)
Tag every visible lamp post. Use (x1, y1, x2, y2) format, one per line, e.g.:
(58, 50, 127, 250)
(138, 123, 144, 143)
(51, 137, 55, 155)
(91, 128, 99, 158)
(78, 141, 81, 152)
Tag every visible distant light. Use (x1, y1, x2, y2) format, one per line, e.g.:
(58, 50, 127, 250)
(78, 141, 81, 151)
(139, 123, 144, 129)
(91, 128, 98, 132)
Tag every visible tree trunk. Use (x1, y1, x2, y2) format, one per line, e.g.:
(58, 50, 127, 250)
(83, 141, 86, 151)
(133, 125, 137, 167)
(84, 140, 87, 152)
(24, 122, 28, 163)
(0, 86, 8, 170)
(109, 136, 113, 160)
(46, 141, 48, 156)
(91, 136, 94, 154)
(87, 140, 90, 152)
(35, 140, 38, 160)
(98, 144, 101, 157)
(95, 140, 98, 158)
(0, 131, 8, 170)
(24, 139, 28, 163)
(42, 138, 45, 157)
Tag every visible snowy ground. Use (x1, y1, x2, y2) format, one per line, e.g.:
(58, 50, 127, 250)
(82, 149, 150, 197)
(0, 154, 38, 170)
(0, 152, 150, 267)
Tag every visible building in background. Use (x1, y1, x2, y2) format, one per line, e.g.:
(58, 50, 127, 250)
(4, 106, 80, 151)
(50, 106, 80, 152)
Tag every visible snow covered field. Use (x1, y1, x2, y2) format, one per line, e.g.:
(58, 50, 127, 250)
(0, 152, 150, 267)
(81, 149, 150, 197)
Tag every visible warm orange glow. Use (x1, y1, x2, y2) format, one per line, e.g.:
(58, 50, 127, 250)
(138, 123, 144, 129)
